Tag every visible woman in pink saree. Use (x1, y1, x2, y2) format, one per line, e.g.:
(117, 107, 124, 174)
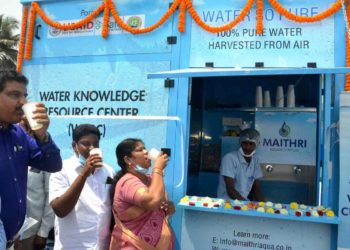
(110, 138, 175, 250)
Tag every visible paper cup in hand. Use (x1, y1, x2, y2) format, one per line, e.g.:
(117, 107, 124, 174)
(90, 148, 103, 167)
(22, 102, 43, 130)
(148, 148, 160, 161)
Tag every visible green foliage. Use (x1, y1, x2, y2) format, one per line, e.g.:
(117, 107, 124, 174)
(0, 14, 19, 71)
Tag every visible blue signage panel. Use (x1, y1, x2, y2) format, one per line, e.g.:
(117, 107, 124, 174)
(189, 0, 335, 67)
(255, 111, 317, 165)
(181, 210, 331, 250)
(31, 0, 173, 58)
(23, 60, 171, 168)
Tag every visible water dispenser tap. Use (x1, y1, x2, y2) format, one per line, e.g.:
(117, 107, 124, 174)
(265, 165, 273, 173)
(293, 166, 302, 175)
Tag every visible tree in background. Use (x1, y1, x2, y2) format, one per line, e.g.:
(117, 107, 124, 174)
(0, 14, 19, 71)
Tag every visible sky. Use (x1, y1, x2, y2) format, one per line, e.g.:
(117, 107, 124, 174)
(0, 0, 23, 21)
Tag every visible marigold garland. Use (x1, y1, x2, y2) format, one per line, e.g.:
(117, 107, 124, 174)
(346, 2, 350, 91)
(184, 0, 254, 33)
(178, 0, 186, 33)
(24, 4, 36, 60)
(102, 0, 110, 38)
(256, 0, 264, 35)
(109, 0, 180, 34)
(17, 6, 29, 73)
(268, 0, 342, 22)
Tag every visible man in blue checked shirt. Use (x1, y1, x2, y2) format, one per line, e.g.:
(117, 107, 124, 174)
(0, 71, 62, 249)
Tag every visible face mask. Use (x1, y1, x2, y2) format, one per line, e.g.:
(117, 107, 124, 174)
(129, 158, 148, 174)
(78, 154, 86, 166)
(239, 147, 256, 158)
(135, 165, 149, 174)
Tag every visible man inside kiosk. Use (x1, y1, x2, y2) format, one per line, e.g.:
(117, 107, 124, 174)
(217, 128, 265, 201)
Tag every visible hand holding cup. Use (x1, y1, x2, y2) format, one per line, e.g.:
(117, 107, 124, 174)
(22, 102, 50, 142)
(89, 148, 103, 168)
(153, 150, 168, 170)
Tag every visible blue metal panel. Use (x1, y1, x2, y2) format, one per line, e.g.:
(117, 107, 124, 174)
(167, 8, 193, 250)
(28, 0, 173, 58)
(148, 67, 350, 79)
(181, 209, 333, 250)
(321, 74, 332, 206)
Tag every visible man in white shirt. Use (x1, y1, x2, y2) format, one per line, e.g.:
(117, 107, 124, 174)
(49, 124, 115, 250)
(217, 128, 265, 201)
(20, 168, 54, 250)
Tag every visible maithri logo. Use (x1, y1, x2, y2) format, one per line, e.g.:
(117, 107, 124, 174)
(279, 122, 291, 137)
(262, 122, 307, 148)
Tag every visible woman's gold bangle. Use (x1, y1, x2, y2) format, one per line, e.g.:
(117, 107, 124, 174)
(152, 168, 163, 176)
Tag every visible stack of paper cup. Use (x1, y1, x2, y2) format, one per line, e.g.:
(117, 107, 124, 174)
(22, 102, 43, 130)
(263, 90, 271, 107)
(275, 86, 284, 108)
(255, 86, 263, 107)
(287, 85, 295, 107)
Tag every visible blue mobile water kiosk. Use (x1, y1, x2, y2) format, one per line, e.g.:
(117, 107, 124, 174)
(19, 0, 350, 249)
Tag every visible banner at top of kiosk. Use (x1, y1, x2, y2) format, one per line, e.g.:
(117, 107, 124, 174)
(190, 0, 335, 67)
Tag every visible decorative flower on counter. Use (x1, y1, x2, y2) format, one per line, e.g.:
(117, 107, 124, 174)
(233, 199, 244, 205)
(265, 201, 273, 207)
(257, 207, 265, 213)
(258, 202, 265, 207)
(317, 205, 325, 211)
(233, 206, 241, 210)
(311, 210, 319, 217)
(280, 209, 289, 215)
(274, 203, 282, 209)
(295, 210, 303, 217)
(224, 201, 232, 209)
(180, 196, 190, 204)
(266, 207, 275, 214)
(326, 210, 335, 217)
(241, 205, 248, 211)
(299, 204, 308, 210)
(247, 202, 258, 209)
(290, 202, 299, 210)
(305, 211, 311, 217)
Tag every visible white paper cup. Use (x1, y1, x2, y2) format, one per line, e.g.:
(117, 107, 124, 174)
(263, 90, 271, 107)
(275, 86, 284, 108)
(255, 86, 263, 108)
(22, 102, 43, 130)
(90, 148, 103, 167)
(148, 148, 160, 161)
(287, 85, 295, 107)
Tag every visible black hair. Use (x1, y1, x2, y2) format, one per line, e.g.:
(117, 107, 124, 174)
(110, 138, 143, 199)
(0, 70, 29, 92)
(72, 124, 101, 142)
